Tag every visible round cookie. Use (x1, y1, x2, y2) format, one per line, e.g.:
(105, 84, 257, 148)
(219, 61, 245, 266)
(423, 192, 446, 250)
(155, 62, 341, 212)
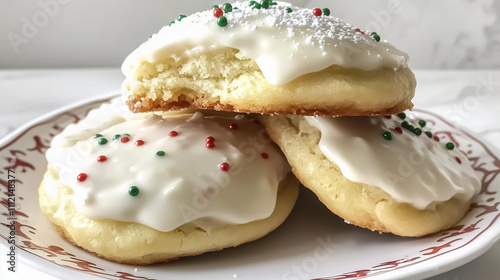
(39, 99, 299, 264)
(258, 114, 480, 237)
(121, 1, 416, 116)
(39, 169, 298, 265)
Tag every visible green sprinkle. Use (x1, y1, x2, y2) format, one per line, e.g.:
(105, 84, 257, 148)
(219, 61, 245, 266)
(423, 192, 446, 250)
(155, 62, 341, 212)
(322, 8, 330, 16)
(169, 20, 175, 26)
(177, 14, 186, 21)
(222, 3, 232, 12)
(425, 131, 433, 138)
(372, 34, 381, 42)
(217, 16, 228, 27)
(113, 134, 121, 140)
(446, 142, 455, 150)
(94, 134, 103, 139)
(212, 5, 219, 9)
(128, 186, 139, 196)
(249, 0, 258, 5)
(418, 120, 427, 128)
(401, 121, 409, 128)
(156, 151, 166, 156)
(286, 7, 292, 13)
(98, 138, 108, 145)
(148, 35, 152, 40)
(407, 125, 415, 131)
(261, 0, 270, 8)
(397, 112, 406, 120)
(383, 131, 393, 141)
(414, 128, 422, 136)
(123, 133, 130, 137)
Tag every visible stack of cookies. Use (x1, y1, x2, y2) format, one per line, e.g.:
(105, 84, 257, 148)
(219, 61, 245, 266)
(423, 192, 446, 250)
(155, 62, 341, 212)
(39, 1, 480, 265)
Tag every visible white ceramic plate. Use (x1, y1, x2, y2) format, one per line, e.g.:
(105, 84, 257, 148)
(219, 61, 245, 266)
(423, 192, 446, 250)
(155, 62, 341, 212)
(1, 93, 500, 280)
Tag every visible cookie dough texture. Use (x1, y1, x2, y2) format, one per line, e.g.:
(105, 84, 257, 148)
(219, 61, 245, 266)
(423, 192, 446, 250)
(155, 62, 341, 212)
(258, 114, 469, 237)
(123, 48, 416, 116)
(39, 167, 299, 265)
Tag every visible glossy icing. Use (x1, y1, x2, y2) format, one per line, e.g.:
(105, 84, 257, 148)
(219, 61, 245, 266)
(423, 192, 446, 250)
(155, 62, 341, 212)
(305, 114, 480, 209)
(46, 99, 290, 232)
(121, 1, 409, 85)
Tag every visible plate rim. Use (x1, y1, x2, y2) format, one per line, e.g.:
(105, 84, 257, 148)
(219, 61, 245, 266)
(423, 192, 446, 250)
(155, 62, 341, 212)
(0, 92, 120, 280)
(1, 94, 500, 280)
(0, 91, 119, 149)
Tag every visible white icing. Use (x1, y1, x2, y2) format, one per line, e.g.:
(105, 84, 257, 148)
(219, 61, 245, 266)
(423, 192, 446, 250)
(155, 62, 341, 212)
(305, 115, 480, 209)
(46, 99, 290, 232)
(121, 1, 409, 86)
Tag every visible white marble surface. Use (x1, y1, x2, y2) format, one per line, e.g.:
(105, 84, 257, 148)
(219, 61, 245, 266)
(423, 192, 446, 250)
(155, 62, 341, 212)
(0, 69, 500, 280)
(1, 0, 500, 69)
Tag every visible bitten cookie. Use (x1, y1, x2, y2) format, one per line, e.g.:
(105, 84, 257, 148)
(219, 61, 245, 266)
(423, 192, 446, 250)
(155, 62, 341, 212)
(121, 1, 416, 116)
(39, 99, 298, 264)
(258, 113, 480, 237)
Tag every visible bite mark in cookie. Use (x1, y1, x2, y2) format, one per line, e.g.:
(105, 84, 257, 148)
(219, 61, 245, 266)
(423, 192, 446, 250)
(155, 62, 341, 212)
(121, 1, 415, 115)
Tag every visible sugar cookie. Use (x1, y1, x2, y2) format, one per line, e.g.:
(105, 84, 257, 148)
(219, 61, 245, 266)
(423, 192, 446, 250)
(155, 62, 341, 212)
(258, 113, 480, 237)
(121, 1, 416, 116)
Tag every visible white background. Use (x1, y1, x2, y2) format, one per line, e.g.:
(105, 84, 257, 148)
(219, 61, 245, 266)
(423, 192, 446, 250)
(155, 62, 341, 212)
(1, 0, 500, 69)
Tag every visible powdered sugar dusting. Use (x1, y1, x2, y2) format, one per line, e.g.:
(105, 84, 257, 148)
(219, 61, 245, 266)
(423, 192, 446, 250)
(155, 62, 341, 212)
(122, 1, 409, 85)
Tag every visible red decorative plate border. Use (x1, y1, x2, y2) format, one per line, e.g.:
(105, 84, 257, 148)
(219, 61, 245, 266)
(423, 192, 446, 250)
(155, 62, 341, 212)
(0, 95, 499, 280)
(314, 108, 500, 280)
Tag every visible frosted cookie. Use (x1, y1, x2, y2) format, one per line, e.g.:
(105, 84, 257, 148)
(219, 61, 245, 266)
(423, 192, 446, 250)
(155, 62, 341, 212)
(39, 99, 298, 265)
(121, 1, 416, 116)
(258, 113, 480, 237)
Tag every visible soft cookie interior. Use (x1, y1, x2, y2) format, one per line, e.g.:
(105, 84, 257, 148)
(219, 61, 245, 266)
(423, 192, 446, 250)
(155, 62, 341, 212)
(121, 1, 416, 116)
(123, 48, 416, 116)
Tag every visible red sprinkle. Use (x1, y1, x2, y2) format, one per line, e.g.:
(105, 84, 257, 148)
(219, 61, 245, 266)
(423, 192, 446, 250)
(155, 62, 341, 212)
(312, 8, 322, 16)
(395, 127, 403, 134)
(97, 155, 107, 162)
(261, 153, 269, 159)
(455, 157, 462, 164)
(213, 8, 223, 18)
(206, 142, 215, 149)
(169, 131, 178, 137)
(135, 140, 145, 146)
(220, 162, 230, 171)
(355, 28, 365, 34)
(121, 137, 130, 143)
(206, 136, 215, 142)
(77, 173, 87, 182)
(229, 123, 238, 130)
(433, 136, 440, 142)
